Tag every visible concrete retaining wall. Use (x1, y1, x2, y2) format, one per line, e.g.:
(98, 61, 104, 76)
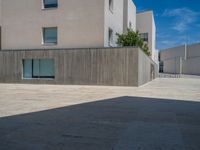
(0, 47, 157, 86)
(138, 49, 158, 86)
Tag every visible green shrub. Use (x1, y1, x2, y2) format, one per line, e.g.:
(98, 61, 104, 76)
(116, 29, 151, 56)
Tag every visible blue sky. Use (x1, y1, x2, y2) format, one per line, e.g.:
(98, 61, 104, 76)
(133, 0, 200, 50)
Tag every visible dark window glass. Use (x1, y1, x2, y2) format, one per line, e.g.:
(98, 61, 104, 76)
(23, 59, 32, 78)
(43, 27, 57, 44)
(108, 28, 113, 47)
(23, 59, 55, 79)
(43, 0, 58, 8)
(139, 33, 148, 42)
(109, 0, 113, 12)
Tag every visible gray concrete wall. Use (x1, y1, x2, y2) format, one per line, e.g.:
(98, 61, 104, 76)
(187, 43, 200, 58)
(163, 57, 181, 74)
(138, 49, 158, 86)
(0, 48, 135, 86)
(160, 45, 185, 61)
(182, 57, 200, 75)
(0, 47, 157, 86)
(160, 43, 200, 76)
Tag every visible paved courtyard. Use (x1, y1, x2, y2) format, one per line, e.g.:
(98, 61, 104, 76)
(0, 78, 200, 150)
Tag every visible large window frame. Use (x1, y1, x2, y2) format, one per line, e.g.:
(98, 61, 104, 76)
(23, 59, 55, 79)
(42, 27, 58, 45)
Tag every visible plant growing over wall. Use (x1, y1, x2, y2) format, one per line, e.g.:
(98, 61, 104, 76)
(116, 29, 151, 56)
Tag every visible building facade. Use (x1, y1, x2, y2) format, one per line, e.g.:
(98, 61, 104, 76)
(0, 0, 158, 86)
(0, 0, 157, 55)
(136, 11, 156, 61)
(0, 47, 158, 86)
(160, 43, 200, 75)
(0, 0, 138, 50)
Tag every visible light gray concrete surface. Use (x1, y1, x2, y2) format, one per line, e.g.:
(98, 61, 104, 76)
(0, 78, 200, 150)
(160, 43, 200, 75)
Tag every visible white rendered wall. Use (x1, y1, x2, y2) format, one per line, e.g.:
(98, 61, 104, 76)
(1, 0, 138, 49)
(0, 0, 2, 49)
(123, 0, 136, 32)
(1, 0, 105, 49)
(127, 0, 136, 31)
(104, 0, 124, 47)
(0, 0, 2, 25)
(136, 11, 156, 60)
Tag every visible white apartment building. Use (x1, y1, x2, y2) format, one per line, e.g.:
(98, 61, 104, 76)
(136, 11, 156, 60)
(0, 0, 156, 60)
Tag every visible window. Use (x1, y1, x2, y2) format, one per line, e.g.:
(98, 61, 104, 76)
(129, 22, 132, 29)
(43, 27, 57, 45)
(139, 33, 148, 42)
(43, 0, 58, 9)
(23, 59, 55, 79)
(108, 28, 113, 47)
(109, 0, 113, 12)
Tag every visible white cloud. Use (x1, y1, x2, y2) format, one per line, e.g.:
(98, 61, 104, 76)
(157, 33, 190, 50)
(136, 6, 148, 12)
(161, 40, 176, 45)
(163, 8, 199, 32)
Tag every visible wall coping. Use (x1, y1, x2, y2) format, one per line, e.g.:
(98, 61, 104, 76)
(0, 46, 138, 52)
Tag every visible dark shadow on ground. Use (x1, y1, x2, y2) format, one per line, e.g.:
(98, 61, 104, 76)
(0, 96, 200, 150)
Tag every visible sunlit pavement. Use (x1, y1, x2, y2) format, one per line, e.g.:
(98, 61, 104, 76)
(0, 78, 200, 150)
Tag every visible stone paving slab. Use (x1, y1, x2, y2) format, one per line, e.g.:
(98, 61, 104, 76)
(0, 78, 200, 150)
